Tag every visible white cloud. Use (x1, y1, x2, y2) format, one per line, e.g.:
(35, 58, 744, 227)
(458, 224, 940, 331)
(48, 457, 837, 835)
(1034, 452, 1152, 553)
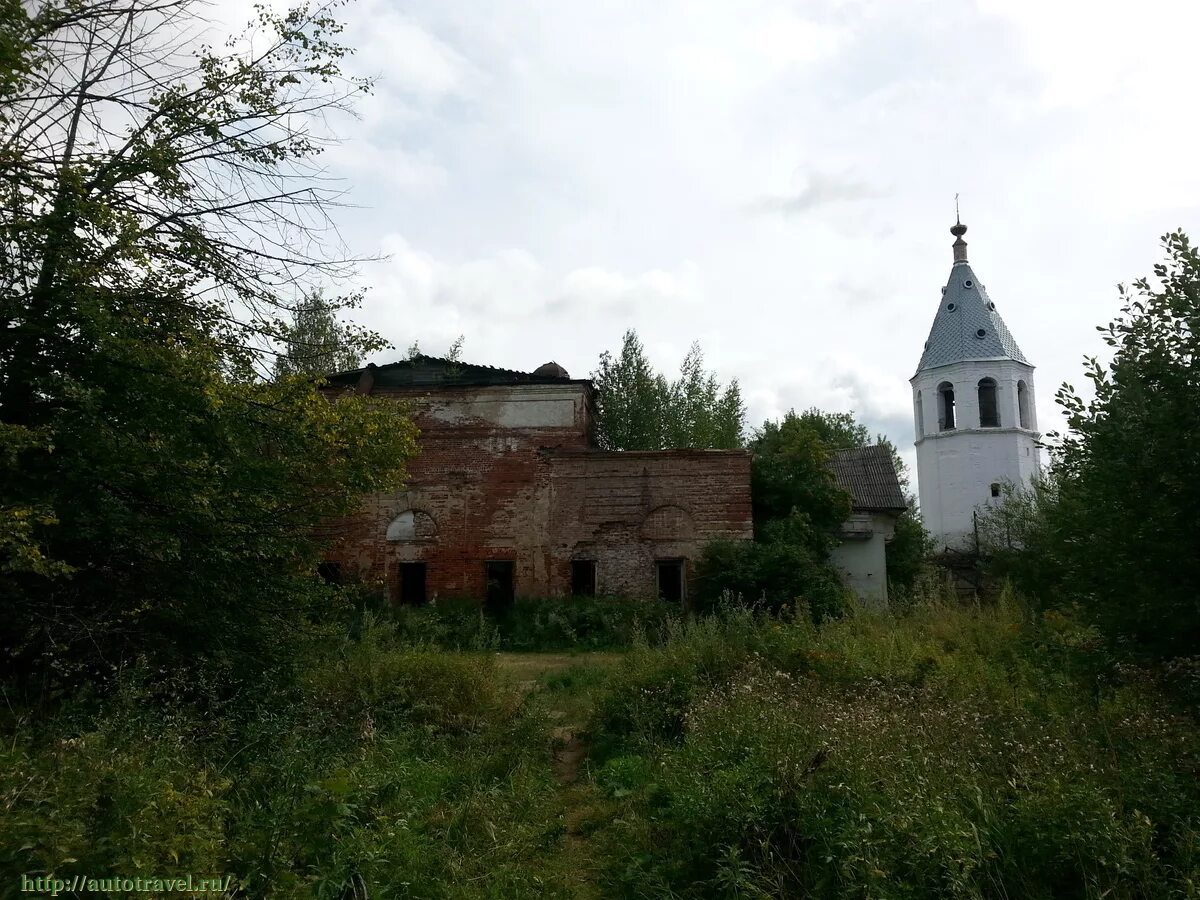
(347, 3, 475, 100)
(290, 0, 1200, 456)
(355, 236, 704, 374)
(751, 170, 885, 215)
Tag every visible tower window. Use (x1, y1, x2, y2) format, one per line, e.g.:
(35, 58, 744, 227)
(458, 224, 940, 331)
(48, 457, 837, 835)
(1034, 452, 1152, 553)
(1017, 380, 1030, 429)
(937, 382, 956, 430)
(990, 483, 1001, 498)
(915, 390, 924, 437)
(978, 377, 1000, 428)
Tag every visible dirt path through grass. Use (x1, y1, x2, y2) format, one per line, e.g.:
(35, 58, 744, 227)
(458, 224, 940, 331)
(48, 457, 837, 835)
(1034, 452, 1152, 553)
(492, 652, 622, 897)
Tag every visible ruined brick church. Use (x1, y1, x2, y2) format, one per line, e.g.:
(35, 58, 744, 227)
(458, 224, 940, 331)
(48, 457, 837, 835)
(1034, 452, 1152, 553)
(319, 354, 907, 608)
(320, 356, 753, 608)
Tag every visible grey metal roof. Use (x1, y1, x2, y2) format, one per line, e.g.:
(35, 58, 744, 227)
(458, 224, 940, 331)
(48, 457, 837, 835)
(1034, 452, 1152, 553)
(828, 445, 908, 512)
(325, 355, 586, 389)
(915, 259, 1028, 374)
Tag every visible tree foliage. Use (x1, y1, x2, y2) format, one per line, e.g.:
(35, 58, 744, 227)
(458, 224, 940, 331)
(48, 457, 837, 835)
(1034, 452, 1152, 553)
(662, 342, 746, 450)
(983, 232, 1200, 659)
(591, 330, 745, 450)
(763, 408, 931, 591)
(697, 408, 930, 611)
(0, 0, 417, 695)
(749, 412, 853, 553)
(273, 290, 365, 378)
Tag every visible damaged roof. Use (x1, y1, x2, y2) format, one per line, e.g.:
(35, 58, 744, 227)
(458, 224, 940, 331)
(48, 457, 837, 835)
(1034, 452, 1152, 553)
(325, 355, 587, 390)
(828, 445, 908, 512)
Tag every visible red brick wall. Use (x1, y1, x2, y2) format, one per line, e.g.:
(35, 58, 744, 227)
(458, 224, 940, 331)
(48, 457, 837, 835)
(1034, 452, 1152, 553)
(542, 449, 753, 599)
(323, 383, 753, 603)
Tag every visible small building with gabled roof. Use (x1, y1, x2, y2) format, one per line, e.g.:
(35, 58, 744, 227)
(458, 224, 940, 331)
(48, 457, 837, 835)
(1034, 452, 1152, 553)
(828, 445, 910, 608)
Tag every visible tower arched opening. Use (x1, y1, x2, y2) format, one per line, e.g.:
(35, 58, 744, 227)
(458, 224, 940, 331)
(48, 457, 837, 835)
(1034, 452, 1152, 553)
(937, 382, 956, 431)
(978, 377, 1000, 428)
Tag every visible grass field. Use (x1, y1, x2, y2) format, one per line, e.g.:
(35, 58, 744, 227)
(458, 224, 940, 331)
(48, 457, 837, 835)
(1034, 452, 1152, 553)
(3, 598, 1198, 898)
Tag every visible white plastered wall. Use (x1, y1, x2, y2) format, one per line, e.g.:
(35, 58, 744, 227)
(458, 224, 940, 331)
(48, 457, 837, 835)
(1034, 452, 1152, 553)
(911, 359, 1041, 550)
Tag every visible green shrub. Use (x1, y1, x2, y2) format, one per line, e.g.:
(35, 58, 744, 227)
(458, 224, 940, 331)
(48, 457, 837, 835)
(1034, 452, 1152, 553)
(0, 619, 576, 899)
(302, 619, 517, 734)
(694, 535, 849, 619)
(391, 595, 680, 651)
(590, 607, 816, 755)
(589, 594, 1200, 898)
(610, 665, 1195, 898)
(4, 593, 1196, 899)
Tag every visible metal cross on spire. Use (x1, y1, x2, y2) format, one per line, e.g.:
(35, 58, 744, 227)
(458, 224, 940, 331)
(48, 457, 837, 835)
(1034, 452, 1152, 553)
(950, 194, 968, 259)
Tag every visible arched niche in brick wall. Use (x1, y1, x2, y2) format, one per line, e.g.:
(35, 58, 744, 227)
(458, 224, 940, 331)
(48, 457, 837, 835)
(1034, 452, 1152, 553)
(385, 509, 438, 542)
(639, 504, 694, 541)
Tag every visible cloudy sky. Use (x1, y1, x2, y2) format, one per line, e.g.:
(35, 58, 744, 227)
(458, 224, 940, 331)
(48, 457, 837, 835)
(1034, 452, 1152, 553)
(266, 0, 1198, 467)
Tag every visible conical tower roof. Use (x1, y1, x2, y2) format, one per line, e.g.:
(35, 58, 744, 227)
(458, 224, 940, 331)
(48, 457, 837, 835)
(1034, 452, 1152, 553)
(915, 221, 1028, 373)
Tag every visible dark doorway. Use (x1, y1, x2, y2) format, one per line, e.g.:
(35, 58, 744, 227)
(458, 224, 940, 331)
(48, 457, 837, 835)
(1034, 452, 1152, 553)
(317, 561, 342, 586)
(656, 559, 685, 603)
(398, 562, 427, 605)
(571, 560, 597, 597)
(485, 561, 515, 614)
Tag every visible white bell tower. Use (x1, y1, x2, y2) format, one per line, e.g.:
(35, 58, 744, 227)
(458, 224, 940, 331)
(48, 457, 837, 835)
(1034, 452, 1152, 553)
(911, 219, 1041, 550)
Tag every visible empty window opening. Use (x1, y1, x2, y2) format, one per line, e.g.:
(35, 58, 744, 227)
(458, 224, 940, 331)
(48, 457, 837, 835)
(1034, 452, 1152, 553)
(656, 559, 686, 603)
(938, 382, 956, 430)
(915, 390, 924, 437)
(571, 560, 597, 597)
(317, 561, 342, 586)
(485, 561, 515, 614)
(978, 377, 1000, 428)
(1017, 380, 1030, 428)
(990, 483, 1001, 499)
(398, 562, 427, 605)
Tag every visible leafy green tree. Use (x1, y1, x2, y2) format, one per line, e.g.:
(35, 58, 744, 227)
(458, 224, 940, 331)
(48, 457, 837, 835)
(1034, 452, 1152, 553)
(0, 0, 417, 694)
(760, 408, 931, 591)
(273, 291, 365, 378)
(693, 534, 847, 620)
(662, 342, 747, 450)
(591, 330, 669, 450)
(591, 330, 744, 450)
(1049, 232, 1199, 658)
(698, 407, 930, 611)
(749, 413, 852, 553)
(975, 475, 1066, 598)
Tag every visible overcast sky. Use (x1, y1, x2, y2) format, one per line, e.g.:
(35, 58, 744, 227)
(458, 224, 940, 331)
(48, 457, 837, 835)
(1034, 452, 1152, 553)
(257, 0, 1198, 468)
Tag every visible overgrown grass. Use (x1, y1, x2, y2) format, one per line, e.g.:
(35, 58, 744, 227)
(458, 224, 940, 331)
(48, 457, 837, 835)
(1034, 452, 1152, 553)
(2, 594, 1196, 899)
(1, 620, 580, 899)
(389, 594, 682, 651)
(585, 594, 1200, 898)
